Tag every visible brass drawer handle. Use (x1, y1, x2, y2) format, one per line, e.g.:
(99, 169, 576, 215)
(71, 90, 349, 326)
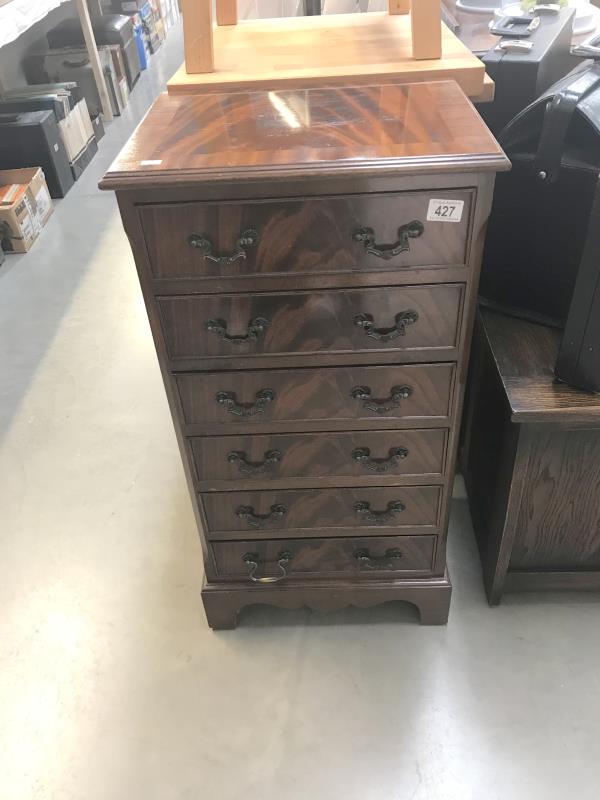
(351, 446, 409, 473)
(351, 385, 412, 415)
(243, 550, 292, 583)
(354, 547, 404, 570)
(206, 316, 269, 345)
(353, 500, 405, 524)
(215, 388, 274, 417)
(188, 228, 259, 265)
(227, 449, 282, 474)
(352, 220, 424, 261)
(236, 503, 287, 529)
(354, 310, 418, 342)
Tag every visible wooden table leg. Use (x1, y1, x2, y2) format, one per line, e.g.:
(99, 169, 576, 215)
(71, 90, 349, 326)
(182, 0, 215, 74)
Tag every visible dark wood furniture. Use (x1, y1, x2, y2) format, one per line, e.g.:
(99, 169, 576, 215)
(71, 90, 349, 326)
(462, 308, 600, 605)
(100, 81, 508, 628)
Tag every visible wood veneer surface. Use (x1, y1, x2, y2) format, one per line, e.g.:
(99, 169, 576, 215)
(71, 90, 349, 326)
(101, 81, 508, 190)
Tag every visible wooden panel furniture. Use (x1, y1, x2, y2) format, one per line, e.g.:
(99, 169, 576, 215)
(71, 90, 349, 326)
(168, 10, 489, 100)
(461, 308, 600, 605)
(100, 81, 508, 629)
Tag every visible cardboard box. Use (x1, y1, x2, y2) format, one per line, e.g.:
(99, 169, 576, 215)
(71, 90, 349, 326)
(0, 167, 53, 254)
(57, 99, 91, 163)
(70, 135, 99, 181)
(73, 98, 95, 147)
(107, 45, 130, 109)
(91, 113, 105, 141)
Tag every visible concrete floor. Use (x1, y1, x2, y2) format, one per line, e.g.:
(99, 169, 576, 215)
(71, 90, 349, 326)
(1, 20, 600, 800)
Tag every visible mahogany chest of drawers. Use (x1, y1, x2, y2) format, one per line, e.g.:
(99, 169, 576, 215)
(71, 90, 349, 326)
(101, 81, 508, 628)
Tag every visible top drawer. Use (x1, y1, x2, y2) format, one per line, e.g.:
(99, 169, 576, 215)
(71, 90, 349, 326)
(139, 191, 472, 282)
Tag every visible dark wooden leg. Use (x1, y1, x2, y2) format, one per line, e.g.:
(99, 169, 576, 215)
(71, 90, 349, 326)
(482, 430, 533, 607)
(485, 577, 504, 607)
(202, 590, 239, 630)
(413, 587, 452, 625)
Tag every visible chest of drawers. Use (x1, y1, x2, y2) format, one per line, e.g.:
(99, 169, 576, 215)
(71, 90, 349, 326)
(101, 81, 508, 629)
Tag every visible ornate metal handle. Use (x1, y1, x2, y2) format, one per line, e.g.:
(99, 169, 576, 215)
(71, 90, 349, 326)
(353, 547, 404, 570)
(215, 388, 274, 417)
(205, 316, 269, 345)
(243, 550, 292, 583)
(354, 310, 418, 342)
(353, 500, 405, 524)
(188, 228, 259, 265)
(351, 446, 409, 473)
(352, 220, 424, 261)
(236, 503, 287, 529)
(351, 385, 412, 415)
(227, 449, 282, 474)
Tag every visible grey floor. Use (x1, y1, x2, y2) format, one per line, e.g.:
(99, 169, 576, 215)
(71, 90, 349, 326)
(1, 21, 600, 800)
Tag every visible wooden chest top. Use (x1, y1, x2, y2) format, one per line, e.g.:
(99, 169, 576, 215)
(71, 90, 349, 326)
(100, 81, 508, 191)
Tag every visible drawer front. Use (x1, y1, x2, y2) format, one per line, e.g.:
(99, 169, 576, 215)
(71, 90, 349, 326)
(212, 535, 436, 580)
(140, 191, 472, 281)
(176, 364, 454, 433)
(191, 429, 447, 489)
(202, 486, 441, 537)
(158, 284, 462, 364)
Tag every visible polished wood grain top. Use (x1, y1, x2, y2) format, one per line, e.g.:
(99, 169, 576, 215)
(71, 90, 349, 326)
(100, 81, 508, 190)
(480, 308, 600, 423)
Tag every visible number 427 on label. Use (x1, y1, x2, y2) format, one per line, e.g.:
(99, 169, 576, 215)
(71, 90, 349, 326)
(426, 198, 464, 223)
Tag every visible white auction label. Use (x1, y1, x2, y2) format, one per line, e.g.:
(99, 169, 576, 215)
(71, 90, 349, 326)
(426, 198, 465, 223)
